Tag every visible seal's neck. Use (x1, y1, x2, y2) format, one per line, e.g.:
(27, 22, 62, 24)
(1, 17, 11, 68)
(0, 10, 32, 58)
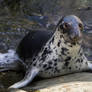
(50, 30, 82, 57)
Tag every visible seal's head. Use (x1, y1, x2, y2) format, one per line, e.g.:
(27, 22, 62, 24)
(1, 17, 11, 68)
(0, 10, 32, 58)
(57, 15, 84, 45)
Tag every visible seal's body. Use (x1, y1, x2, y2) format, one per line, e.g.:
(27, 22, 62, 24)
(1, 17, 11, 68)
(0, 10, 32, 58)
(35, 31, 88, 78)
(22, 15, 88, 78)
(28, 18, 88, 78)
(0, 15, 92, 89)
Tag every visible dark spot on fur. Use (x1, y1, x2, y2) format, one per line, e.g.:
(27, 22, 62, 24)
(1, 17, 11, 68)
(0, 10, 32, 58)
(54, 59, 58, 62)
(69, 45, 73, 47)
(67, 52, 69, 54)
(80, 53, 83, 56)
(69, 67, 71, 70)
(55, 67, 60, 73)
(76, 66, 78, 68)
(80, 59, 83, 62)
(55, 50, 57, 53)
(65, 56, 71, 62)
(43, 48, 52, 55)
(48, 61, 52, 65)
(59, 54, 61, 57)
(53, 47, 56, 49)
(54, 62, 57, 66)
(33, 58, 36, 61)
(64, 61, 69, 67)
(78, 48, 81, 53)
(85, 62, 88, 65)
(57, 40, 61, 47)
(33, 63, 36, 66)
(60, 35, 62, 38)
(62, 66, 65, 69)
(43, 64, 47, 68)
(41, 55, 46, 61)
(74, 57, 76, 60)
(46, 66, 52, 70)
(64, 41, 67, 44)
(78, 49, 83, 56)
(76, 59, 80, 63)
(41, 48, 52, 61)
(61, 47, 68, 55)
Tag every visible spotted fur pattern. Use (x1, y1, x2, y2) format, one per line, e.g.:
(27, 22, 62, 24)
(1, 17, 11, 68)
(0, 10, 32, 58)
(26, 29, 88, 78)
(9, 15, 91, 88)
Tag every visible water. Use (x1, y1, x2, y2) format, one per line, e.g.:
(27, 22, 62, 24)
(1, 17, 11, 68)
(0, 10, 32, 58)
(0, 49, 18, 68)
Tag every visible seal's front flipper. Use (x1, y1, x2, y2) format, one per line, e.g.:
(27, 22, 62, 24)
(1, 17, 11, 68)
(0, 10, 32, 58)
(9, 67, 39, 88)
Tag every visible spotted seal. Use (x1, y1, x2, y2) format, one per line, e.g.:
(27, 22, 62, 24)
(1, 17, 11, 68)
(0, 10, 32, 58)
(0, 15, 92, 89)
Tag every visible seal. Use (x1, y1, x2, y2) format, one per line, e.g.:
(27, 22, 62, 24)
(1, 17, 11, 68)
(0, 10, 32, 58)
(0, 15, 92, 89)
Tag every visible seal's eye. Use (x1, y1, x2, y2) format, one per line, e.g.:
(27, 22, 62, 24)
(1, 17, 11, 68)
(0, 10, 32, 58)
(64, 23, 69, 28)
(59, 23, 70, 33)
(79, 23, 83, 31)
(60, 23, 69, 30)
(63, 23, 71, 30)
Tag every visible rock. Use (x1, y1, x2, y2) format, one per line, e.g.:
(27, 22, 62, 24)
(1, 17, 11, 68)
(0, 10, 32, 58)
(1, 72, 92, 92)
(37, 82, 92, 92)
(8, 88, 27, 92)
(22, 73, 92, 92)
(0, 71, 23, 88)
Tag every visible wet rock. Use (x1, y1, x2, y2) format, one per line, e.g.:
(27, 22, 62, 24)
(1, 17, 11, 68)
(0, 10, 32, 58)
(36, 82, 92, 92)
(0, 71, 23, 88)
(23, 73, 92, 92)
(24, 15, 49, 28)
(1, 72, 92, 92)
(0, 89, 8, 92)
(8, 88, 27, 92)
(0, 84, 4, 89)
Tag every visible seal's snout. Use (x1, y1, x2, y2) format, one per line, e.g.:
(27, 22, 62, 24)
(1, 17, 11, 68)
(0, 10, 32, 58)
(69, 25, 82, 43)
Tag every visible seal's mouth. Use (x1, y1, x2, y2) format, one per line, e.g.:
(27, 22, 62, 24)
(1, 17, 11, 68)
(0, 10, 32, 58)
(71, 40, 82, 45)
(69, 36, 82, 45)
(62, 34, 82, 45)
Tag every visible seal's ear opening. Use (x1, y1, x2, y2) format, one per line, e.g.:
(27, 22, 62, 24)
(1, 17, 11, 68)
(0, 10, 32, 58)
(78, 22, 84, 32)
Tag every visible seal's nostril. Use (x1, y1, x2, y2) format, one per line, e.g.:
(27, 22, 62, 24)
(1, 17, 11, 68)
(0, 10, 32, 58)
(70, 31, 81, 43)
